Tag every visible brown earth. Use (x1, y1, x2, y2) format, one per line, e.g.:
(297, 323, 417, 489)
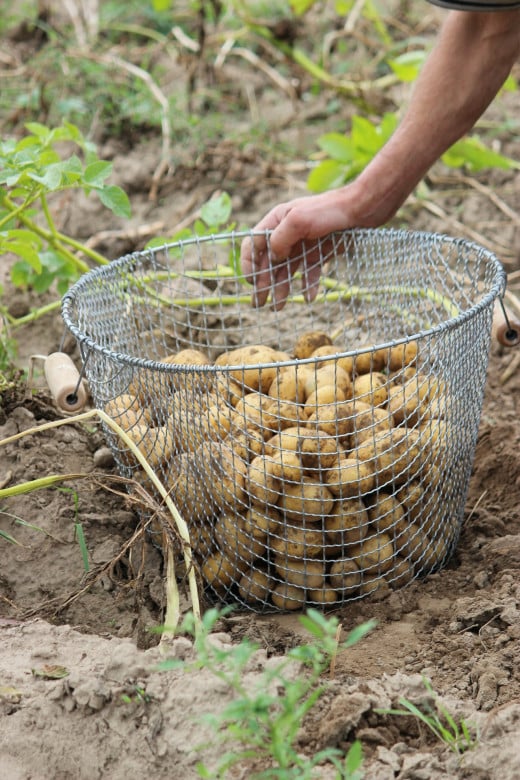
(2, 6, 520, 779)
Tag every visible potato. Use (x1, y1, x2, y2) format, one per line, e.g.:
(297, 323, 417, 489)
(352, 346, 387, 375)
(366, 493, 406, 532)
(421, 533, 450, 572)
(351, 404, 393, 448)
(303, 363, 351, 400)
(328, 558, 361, 594)
(268, 450, 305, 483)
(238, 568, 273, 604)
(215, 345, 291, 393)
(324, 498, 368, 552)
(189, 521, 214, 557)
(386, 556, 415, 589)
(213, 512, 266, 566)
(351, 532, 394, 575)
(387, 340, 419, 372)
(299, 429, 342, 472)
(278, 478, 334, 522)
(200, 441, 248, 510)
(271, 583, 306, 610)
(377, 428, 423, 486)
(269, 523, 324, 559)
(105, 394, 154, 431)
(273, 556, 325, 589)
(355, 433, 396, 490)
(201, 551, 236, 594)
(242, 506, 282, 543)
(247, 455, 281, 507)
(391, 522, 430, 565)
(359, 576, 391, 599)
(214, 376, 244, 407)
(395, 481, 426, 523)
(265, 426, 340, 472)
(163, 348, 214, 392)
(387, 384, 423, 427)
(232, 426, 268, 463)
(234, 393, 280, 432)
(307, 587, 338, 606)
(168, 452, 217, 520)
(122, 422, 175, 470)
(306, 400, 353, 442)
(201, 401, 235, 440)
(294, 331, 332, 359)
(265, 399, 303, 431)
(268, 366, 307, 404)
(352, 372, 389, 407)
(325, 458, 375, 498)
(304, 384, 347, 417)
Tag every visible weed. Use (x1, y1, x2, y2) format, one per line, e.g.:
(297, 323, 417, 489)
(376, 676, 478, 755)
(159, 607, 374, 779)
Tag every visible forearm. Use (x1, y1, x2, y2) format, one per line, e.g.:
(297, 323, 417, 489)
(349, 9, 520, 224)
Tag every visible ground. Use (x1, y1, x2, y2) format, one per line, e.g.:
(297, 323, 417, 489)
(2, 5, 520, 779)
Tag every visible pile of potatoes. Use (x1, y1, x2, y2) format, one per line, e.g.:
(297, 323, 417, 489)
(104, 330, 455, 610)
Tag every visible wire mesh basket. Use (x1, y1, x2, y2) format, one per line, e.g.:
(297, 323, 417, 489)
(62, 228, 505, 612)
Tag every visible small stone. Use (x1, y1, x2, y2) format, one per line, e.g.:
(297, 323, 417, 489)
(93, 446, 115, 469)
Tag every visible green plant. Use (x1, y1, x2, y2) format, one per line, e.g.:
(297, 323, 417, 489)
(376, 676, 478, 755)
(0, 121, 130, 298)
(159, 607, 374, 779)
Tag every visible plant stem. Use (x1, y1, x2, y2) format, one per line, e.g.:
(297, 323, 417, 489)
(6, 299, 62, 328)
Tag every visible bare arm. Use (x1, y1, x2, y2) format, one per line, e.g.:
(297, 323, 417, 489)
(241, 9, 520, 308)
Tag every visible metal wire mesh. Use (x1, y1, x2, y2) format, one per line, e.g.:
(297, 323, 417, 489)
(62, 228, 505, 612)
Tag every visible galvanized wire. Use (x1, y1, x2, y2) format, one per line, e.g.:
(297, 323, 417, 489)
(63, 228, 505, 612)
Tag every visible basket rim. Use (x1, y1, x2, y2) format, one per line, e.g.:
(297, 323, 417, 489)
(61, 227, 507, 374)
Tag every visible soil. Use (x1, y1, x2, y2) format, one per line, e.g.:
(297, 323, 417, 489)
(2, 7, 520, 780)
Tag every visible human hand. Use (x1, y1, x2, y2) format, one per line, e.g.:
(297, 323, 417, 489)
(240, 188, 362, 309)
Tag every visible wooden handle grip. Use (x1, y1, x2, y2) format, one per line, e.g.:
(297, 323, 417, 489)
(44, 352, 89, 413)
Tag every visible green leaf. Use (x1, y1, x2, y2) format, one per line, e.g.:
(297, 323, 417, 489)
(307, 159, 349, 192)
(317, 132, 354, 163)
(387, 50, 426, 82)
(97, 185, 131, 218)
(152, 0, 171, 9)
(84, 160, 112, 186)
(200, 191, 232, 228)
(442, 136, 518, 172)
(24, 121, 51, 141)
(290, 0, 316, 14)
(5, 240, 42, 272)
(28, 164, 63, 190)
(10, 261, 31, 288)
(343, 618, 377, 648)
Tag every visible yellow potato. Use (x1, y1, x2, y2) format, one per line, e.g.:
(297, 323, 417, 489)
(377, 428, 423, 486)
(238, 568, 273, 604)
(306, 400, 353, 442)
(234, 393, 280, 432)
(168, 452, 217, 520)
(273, 556, 325, 589)
(299, 429, 342, 472)
(163, 348, 214, 392)
(351, 532, 394, 575)
(122, 422, 175, 470)
(366, 492, 406, 532)
(271, 582, 306, 610)
(421, 532, 451, 572)
(268, 366, 307, 404)
(265, 425, 315, 458)
(214, 375, 245, 407)
(247, 455, 281, 507)
(324, 498, 369, 553)
(359, 576, 391, 599)
(391, 522, 430, 565)
(307, 587, 338, 606)
(269, 523, 324, 559)
(352, 372, 389, 407)
(294, 331, 332, 359)
(200, 441, 248, 510)
(351, 404, 393, 448)
(352, 346, 387, 375)
(328, 558, 361, 594)
(232, 425, 268, 463)
(215, 345, 291, 393)
(325, 458, 375, 498)
(386, 340, 419, 372)
(395, 481, 426, 523)
(386, 556, 415, 589)
(303, 363, 350, 400)
(104, 394, 154, 431)
(304, 384, 347, 417)
(278, 478, 334, 522)
(387, 384, 423, 427)
(265, 399, 303, 431)
(213, 512, 266, 566)
(355, 432, 396, 490)
(268, 450, 305, 484)
(201, 551, 237, 594)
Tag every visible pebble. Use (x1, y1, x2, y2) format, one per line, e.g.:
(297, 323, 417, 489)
(93, 446, 115, 468)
